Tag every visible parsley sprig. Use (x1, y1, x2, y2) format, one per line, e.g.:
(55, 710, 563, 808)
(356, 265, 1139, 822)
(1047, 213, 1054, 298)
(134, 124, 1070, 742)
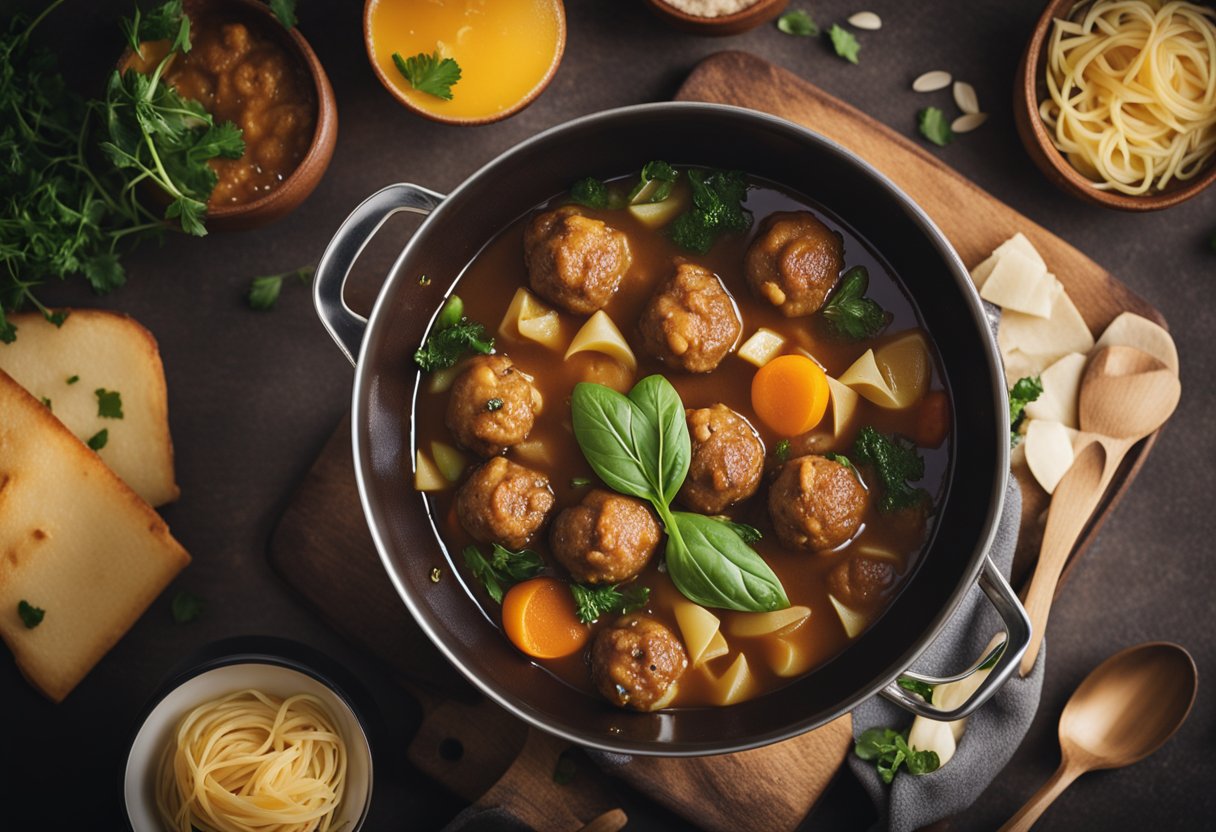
(414, 294, 494, 372)
(1009, 376, 1044, 446)
(669, 169, 752, 254)
(463, 544, 544, 604)
(855, 727, 940, 783)
(570, 583, 650, 624)
(393, 51, 461, 101)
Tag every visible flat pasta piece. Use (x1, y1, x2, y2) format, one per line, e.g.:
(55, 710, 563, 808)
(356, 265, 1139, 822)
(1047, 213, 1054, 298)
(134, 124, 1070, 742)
(704, 652, 755, 706)
(993, 231, 1046, 269)
(1024, 352, 1087, 428)
(997, 289, 1094, 369)
(839, 332, 930, 410)
(673, 599, 729, 668)
(828, 594, 869, 639)
(565, 311, 637, 371)
(499, 288, 565, 349)
(725, 605, 811, 638)
(737, 328, 786, 367)
(969, 253, 998, 289)
(979, 249, 1057, 318)
(825, 375, 860, 437)
(1095, 312, 1178, 374)
(765, 637, 817, 678)
(1023, 419, 1075, 494)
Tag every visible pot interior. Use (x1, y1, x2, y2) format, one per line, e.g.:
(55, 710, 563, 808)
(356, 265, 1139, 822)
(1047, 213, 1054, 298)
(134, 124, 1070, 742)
(353, 104, 1004, 754)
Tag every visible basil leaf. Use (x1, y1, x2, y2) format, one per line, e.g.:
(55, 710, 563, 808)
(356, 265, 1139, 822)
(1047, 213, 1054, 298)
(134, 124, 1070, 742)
(626, 375, 690, 505)
(571, 382, 662, 502)
(665, 512, 789, 612)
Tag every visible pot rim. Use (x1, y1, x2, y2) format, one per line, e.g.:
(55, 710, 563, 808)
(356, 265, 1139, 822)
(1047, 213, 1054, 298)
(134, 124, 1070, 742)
(349, 101, 1010, 756)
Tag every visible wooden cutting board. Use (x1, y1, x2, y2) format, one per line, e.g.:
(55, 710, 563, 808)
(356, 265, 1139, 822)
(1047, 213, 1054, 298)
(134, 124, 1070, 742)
(269, 52, 1167, 831)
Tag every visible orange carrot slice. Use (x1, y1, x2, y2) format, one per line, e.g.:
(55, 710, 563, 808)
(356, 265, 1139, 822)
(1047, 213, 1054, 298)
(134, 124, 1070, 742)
(502, 577, 589, 659)
(751, 354, 830, 437)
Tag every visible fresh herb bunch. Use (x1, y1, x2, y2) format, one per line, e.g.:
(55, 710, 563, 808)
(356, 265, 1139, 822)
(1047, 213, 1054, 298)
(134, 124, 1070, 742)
(854, 727, 940, 784)
(822, 266, 889, 340)
(853, 426, 928, 512)
(1008, 375, 1043, 446)
(570, 583, 650, 624)
(669, 169, 752, 254)
(463, 543, 544, 604)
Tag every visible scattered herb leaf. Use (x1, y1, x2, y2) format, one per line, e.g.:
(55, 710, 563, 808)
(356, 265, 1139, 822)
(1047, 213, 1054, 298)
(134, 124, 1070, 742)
(486, 397, 504, 412)
(87, 429, 109, 451)
(267, 0, 297, 29)
(918, 107, 954, 147)
(570, 583, 650, 624)
(247, 266, 314, 311)
(463, 544, 544, 604)
(774, 438, 791, 462)
(669, 169, 751, 254)
(66, 375, 79, 385)
(414, 319, 494, 372)
(628, 160, 680, 205)
(1009, 376, 1043, 446)
(40, 397, 52, 410)
(854, 727, 940, 784)
(17, 600, 44, 629)
(822, 266, 888, 340)
(828, 24, 861, 64)
(171, 590, 204, 624)
(95, 388, 123, 419)
(853, 426, 928, 512)
(777, 10, 818, 36)
(897, 676, 934, 703)
(392, 51, 461, 100)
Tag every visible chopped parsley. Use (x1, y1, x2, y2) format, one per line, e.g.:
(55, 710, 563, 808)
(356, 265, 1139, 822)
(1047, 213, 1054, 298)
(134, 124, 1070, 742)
(777, 9, 818, 36)
(774, 438, 791, 462)
(171, 590, 204, 624)
(918, 107, 954, 147)
(669, 168, 751, 254)
(853, 426, 928, 512)
(17, 600, 44, 629)
(392, 51, 461, 101)
(87, 429, 108, 451)
(414, 299, 494, 372)
(570, 583, 650, 624)
(854, 727, 940, 783)
(822, 266, 888, 340)
(95, 388, 123, 419)
(66, 375, 79, 385)
(486, 398, 504, 412)
(828, 24, 861, 64)
(463, 544, 544, 604)
(247, 266, 314, 311)
(1009, 376, 1044, 446)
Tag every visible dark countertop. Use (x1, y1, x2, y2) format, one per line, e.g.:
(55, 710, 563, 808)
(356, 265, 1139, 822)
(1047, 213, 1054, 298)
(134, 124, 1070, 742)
(6, 1, 1213, 829)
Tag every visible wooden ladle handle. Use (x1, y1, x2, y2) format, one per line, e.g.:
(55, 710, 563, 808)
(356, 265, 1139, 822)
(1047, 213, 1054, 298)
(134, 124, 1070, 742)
(998, 760, 1083, 832)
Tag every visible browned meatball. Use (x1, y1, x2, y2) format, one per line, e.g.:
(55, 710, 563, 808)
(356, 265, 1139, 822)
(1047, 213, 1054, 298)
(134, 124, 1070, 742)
(445, 355, 538, 457)
(524, 207, 632, 314)
(827, 556, 897, 609)
(679, 404, 764, 514)
(550, 489, 661, 585)
(745, 211, 844, 317)
(456, 457, 554, 549)
(638, 262, 742, 373)
(769, 455, 867, 551)
(590, 615, 688, 711)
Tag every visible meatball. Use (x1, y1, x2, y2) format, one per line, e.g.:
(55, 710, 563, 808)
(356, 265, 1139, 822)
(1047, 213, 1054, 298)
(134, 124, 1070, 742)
(524, 207, 632, 314)
(679, 404, 764, 514)
(550, 490, 661, 585)
(456, 457, 554, 549)
(591, 615, 688, 711)
(638, 262, 742, 373)
(445, 355, 538, 457)
(769, 455, 867, 551)
(744, 211, 844, 317)
(827, 556, 897, 609)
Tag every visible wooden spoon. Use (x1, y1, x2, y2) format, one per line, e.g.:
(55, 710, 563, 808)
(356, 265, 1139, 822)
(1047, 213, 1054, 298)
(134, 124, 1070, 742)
(1019, 346, 1180, 676)
(1000, 642, 1197, 832)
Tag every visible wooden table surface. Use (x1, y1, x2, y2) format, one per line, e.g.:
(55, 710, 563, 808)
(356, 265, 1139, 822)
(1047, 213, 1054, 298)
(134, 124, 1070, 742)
(7, 2, 1213, 829)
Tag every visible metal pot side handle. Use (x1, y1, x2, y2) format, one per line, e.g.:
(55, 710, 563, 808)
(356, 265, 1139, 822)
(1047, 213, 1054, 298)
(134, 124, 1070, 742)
(313, 183, 446, 366)
(880, 557, 1032, 721)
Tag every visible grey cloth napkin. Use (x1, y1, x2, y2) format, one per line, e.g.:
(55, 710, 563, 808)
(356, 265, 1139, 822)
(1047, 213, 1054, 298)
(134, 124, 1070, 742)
(848, 476, 1044, 832)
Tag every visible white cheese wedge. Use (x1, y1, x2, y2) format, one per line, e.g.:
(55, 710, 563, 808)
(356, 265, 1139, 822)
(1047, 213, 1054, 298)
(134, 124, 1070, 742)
(1024, 352, 1088, 428)
(1024, 419, 1076, 494)
(980, 249, 1057, 318)
(1095, 312, 1179, 374)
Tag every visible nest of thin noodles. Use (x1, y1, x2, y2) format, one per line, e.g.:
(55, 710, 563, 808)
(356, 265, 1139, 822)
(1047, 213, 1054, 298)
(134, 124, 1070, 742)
(1039, 0, 1216, 194)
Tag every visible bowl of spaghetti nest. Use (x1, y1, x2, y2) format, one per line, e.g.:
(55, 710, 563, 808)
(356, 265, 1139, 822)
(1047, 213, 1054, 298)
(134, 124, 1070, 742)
(123, 640, 373, 832)
(1016, 0, 1216, 210)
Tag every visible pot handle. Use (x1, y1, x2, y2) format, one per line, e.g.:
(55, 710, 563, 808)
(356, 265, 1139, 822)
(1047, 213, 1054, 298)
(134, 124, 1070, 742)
(880, 556, 1031, 721)
(314, 183, 447, 366)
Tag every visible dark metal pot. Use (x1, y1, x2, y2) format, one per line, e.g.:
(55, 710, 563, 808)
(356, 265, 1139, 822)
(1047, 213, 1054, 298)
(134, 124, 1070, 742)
(313, 103, 1030, 756)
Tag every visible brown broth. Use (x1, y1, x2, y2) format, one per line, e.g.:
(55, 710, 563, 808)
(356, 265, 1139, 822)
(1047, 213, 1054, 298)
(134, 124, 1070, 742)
(412, 175, 952, 708)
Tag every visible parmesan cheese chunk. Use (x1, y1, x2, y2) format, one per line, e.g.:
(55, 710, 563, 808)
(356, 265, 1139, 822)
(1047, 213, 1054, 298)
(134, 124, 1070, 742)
(980, 249, 1057, 318)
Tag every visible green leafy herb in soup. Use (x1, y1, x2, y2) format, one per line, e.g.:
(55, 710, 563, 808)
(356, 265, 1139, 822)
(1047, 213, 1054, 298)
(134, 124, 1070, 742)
(410, 163, 952, 711)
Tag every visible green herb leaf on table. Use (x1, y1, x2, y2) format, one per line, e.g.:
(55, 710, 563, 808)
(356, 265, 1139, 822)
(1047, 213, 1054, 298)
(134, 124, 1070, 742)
(777, 10, 818, 36)
(87, 429, 109, 451)
(853, 426, 927, 512)
(95, 388, 124, 419)
(570, 583, 650, 624)
(267, 0, 297, 29)
(828, 24, 861, 64)
(247, 266, 314, 311)
(171, 590, 204, 624)
(854, 727, 940, 784)
(463, 544, 544, 604)
(17, 600, 44, 629)
(669, 169, 751, 254)
(414, 318, 494, 372)
(918, 107, 954, 147)
(897, 676, 934, 703)
(822, 266, 888, 340)
(628, 161, 680, 205)
(392, 51, 461, 100)
(1009, 375, 1043, 446)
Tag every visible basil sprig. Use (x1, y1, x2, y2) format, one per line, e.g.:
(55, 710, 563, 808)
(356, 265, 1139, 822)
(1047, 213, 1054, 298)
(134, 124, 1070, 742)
(571, 377, 789, 613)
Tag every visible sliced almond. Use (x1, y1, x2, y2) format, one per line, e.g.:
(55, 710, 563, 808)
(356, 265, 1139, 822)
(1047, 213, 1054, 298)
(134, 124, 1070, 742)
(953, 81, 980, 114)
(912, 70, 952, 93)
(847, 11, 882, 30)
(951, 112, 989, 133)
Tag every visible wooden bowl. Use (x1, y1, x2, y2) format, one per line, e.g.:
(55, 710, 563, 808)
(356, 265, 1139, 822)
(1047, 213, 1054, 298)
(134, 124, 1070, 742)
(362, 0, 566, 126)
(644, 0, 789, 36)
(1014, 0, 1216, 211)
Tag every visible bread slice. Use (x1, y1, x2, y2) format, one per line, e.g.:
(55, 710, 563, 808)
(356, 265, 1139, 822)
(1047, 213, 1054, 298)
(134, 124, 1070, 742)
(0, 370, 190, 701)
(0, 310, 178, 506)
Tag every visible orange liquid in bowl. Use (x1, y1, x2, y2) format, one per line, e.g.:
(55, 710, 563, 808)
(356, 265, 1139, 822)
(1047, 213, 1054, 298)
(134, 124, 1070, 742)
(367, 0, 564, 121)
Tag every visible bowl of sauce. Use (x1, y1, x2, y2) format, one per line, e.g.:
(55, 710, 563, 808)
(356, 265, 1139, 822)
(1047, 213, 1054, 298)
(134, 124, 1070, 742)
(364, 0, 566, 125)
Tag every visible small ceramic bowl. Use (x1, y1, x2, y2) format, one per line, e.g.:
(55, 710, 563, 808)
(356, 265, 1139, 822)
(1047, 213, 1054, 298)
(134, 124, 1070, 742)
(124, 639, 373, 831)
(644, 0, 789, 36)
(362, 0, 566, 126)
(1014, 0, 1216, 211)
